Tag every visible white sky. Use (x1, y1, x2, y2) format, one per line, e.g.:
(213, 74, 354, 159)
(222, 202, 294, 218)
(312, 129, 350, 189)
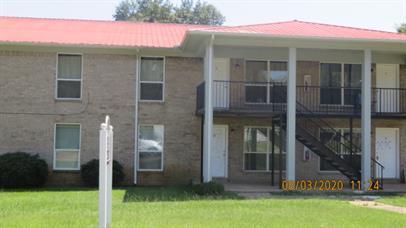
(0, 0, 405, 32)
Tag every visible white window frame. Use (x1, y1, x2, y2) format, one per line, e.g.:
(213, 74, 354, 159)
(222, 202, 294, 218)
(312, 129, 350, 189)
(243, 126, 286, 172)
(139, 56, 165, 102)
(137, 124, 164, 172)
(318, 128, 361, 173)
(244, 59, 288, 105)
(319, 62, 362, 106)
(53, 123, 81, 171)
(55, 53, 83, 100)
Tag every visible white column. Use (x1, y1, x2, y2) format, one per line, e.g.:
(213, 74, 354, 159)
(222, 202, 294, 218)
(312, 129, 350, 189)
(361, 49, 372, 190)
(203, 35, 214, 182)
(286, 47, 296, 181)
(134, 55, 140, 184)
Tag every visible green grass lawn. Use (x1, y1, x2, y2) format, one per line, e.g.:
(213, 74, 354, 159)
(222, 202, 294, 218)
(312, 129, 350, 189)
(377, 195, 406, 207)
(0, 187, 406, 227)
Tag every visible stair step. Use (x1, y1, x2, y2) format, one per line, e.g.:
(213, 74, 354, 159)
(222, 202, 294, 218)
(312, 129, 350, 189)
(295, 126, 361, 181)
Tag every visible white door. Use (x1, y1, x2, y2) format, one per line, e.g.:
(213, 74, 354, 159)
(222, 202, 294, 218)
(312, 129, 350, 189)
(211, 125, 228, 177)
(213, 58, 230, 109)
(375, 128, 399, 178)
(376, 64, 399, 113)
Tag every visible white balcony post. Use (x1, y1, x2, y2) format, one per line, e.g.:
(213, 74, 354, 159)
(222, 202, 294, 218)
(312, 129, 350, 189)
(286, 47, 296, 181)
(361, 49, 372, 190)
(203, 35, 214, 182)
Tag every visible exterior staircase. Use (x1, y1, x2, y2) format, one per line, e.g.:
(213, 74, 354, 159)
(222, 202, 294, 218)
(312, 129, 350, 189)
(273, 114, 361, 181)
(273, 100, 385, 188)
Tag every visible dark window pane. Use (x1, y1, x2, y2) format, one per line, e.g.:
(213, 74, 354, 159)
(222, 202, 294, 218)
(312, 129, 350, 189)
(269, 61, 288, 83)
(140, 57, 164, 82)
(320, 88, 341, 105)
(344, 88, 361, 106)
(139, 152, 162, 170)
(320, 63, 341, 87)
(319, 130, 341, 171)
(344, 64, 362, 106)
(140, 83, 163, 101)
(244, 128, 268, 153)
(57, 81, 81, 99)
(244, 153, 267, 170)
(269, 85, 287, 103)
(269, 61, 287, 71)
(58, 54, 82, 79)
(55, 124, 80, 149)
(269, 153, 286, 170)
(344, 64, 361, 87)
(320, 130, 341, 152)
(245, 86, 267, 103)
(245, 61, 267, 82)
(320, 63, 342, 104)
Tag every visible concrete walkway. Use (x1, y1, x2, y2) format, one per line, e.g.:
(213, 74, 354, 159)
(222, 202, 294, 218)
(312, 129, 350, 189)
(350, 200, 406, 214)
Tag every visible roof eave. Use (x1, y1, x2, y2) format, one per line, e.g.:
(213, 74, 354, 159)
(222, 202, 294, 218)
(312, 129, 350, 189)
(0, 40, 183, 51)
(185, 30, 406, 45)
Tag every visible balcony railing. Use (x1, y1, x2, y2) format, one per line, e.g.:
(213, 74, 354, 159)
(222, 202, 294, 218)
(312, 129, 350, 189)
(196, 80, 406, 116)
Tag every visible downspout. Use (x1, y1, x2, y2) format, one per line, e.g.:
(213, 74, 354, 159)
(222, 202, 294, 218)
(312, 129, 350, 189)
(134, 49, 140, 185)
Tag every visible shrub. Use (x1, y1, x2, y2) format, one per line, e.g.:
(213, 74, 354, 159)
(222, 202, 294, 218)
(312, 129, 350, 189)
(0, 152, 48, 188)
(81, 159, 125, 187)
(191, 181, 225, 195)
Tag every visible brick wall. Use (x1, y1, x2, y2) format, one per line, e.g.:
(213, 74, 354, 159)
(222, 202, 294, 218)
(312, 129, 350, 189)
(137, 57, 203, 185)
(0, 50, 137, 185)
(1, 51, 404, 186)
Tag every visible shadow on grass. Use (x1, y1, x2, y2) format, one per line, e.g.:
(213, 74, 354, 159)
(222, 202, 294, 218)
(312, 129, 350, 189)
(122, 186, 242, 203)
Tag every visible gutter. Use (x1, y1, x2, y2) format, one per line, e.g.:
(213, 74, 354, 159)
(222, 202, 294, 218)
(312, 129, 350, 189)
(185, 30, 406, 44)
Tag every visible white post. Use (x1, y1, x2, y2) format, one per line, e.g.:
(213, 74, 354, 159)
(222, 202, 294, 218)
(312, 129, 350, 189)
(134, 55, 140, 185)
(286, 47, 297, 181)
(361, 49, 372, 190)
(203, 35, 214, 182)
(99, 116, 113, 228)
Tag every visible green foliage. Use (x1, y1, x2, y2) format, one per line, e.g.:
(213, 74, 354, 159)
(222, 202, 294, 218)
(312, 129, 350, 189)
(397, 23, 406, 34)
(191, 181, 225, 195)
(0, 152, 48, 188)
(80, 159, 125, 187)
(123, 186, 239, 202)
(114, 0, 225, 25)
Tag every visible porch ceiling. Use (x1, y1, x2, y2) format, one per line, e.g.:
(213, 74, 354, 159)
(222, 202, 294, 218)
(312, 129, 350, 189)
(183, 33, 406, 57)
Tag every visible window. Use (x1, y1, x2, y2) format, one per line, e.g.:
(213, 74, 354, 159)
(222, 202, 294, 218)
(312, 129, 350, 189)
(320, 63, 361, 105)
(56, 54, 82, 99)
(243, 127, 285, 171)
(54, 124, 81, 170)
(319, 128, 361, 171)
(138, 125, 164, 171)
(140, 57, 164, 101)
(245, 60, 288, 103)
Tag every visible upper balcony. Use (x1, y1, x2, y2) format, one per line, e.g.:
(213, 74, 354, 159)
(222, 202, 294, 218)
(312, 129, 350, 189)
(196, 80, 406, 118)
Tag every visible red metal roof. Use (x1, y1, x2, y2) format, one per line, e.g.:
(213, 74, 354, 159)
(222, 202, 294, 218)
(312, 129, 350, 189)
(193, 20, 406, 41)
(0, 16, 210, 48)
(1, 17, 406, 49)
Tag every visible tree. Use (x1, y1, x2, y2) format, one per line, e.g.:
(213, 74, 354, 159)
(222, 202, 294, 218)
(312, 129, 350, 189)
(191, 1, 224, 25)
(397, 23, 406, 34)
(114, 0, 174, 23)
(114, 0, 225, 25)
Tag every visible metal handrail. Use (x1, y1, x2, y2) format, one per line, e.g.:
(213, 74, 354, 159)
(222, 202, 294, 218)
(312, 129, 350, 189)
(283, 84, 386, 182)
